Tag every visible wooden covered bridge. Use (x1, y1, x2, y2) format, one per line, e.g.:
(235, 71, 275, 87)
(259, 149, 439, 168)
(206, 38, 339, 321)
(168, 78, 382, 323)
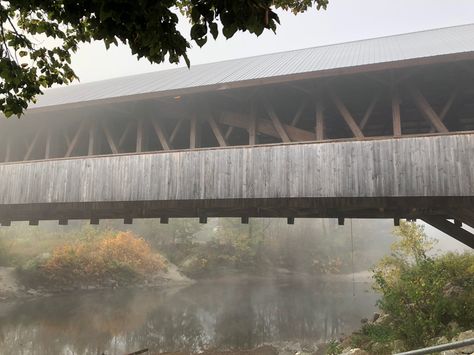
(1, 24, 474, 247)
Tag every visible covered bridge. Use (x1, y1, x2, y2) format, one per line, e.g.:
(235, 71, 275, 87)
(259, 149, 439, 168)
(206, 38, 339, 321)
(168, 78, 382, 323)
(1, 24, 474, 247)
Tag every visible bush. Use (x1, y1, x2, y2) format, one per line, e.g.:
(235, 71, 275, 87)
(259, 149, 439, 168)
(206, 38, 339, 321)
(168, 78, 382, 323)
(370, 222, 474, 351)
(19, 231, 167, 287)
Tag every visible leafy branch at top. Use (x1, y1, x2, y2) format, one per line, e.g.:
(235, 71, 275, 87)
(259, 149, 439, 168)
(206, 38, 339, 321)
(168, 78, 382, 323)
(0, 0, 328, 117)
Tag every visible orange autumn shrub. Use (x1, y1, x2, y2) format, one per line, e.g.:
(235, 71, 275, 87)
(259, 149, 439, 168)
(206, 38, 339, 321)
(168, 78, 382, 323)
(40, 231, 167, 286)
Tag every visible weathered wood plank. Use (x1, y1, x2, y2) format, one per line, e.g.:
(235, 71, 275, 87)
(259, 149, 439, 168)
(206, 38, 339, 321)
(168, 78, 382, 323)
(0, 134, 472, 209)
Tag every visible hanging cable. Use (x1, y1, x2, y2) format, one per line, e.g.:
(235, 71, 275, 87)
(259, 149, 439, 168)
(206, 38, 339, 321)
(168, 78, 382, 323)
(350, 218, 355, 297)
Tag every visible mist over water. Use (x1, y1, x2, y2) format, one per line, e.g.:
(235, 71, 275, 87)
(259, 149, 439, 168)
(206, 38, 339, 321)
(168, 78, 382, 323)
(0, 276, 378, 354)
(0, 218, 466, 354)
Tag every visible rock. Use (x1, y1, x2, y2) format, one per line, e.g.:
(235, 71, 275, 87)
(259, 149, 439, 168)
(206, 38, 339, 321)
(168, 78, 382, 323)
(372, 312, 380, 322)
(431, 336, 448, 346)
(454, 330, 474, 354)
(374, 313, 390, 324)
(457, 330, 474, 341)
(391, 340, 404, 353)
(360, 317, 368, 324)
(341, 348, 369, 355)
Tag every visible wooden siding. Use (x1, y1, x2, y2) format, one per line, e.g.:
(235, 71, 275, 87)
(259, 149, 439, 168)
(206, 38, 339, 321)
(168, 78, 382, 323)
(0, 133, 472, 207)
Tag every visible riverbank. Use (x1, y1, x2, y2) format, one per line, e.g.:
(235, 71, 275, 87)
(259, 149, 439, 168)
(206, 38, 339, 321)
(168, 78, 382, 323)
(0, 263, 192, 301)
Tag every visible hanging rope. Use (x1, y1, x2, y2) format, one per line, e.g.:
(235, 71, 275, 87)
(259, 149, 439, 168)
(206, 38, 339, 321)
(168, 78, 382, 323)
(350, 218, 355, 297)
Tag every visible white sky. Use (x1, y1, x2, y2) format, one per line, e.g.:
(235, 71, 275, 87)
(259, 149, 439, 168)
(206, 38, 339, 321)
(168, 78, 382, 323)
(67, 0, 473, 252)
(71, 0, 474, 83)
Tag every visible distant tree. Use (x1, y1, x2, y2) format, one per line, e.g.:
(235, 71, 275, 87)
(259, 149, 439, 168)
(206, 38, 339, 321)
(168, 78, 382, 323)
(0, 0, 328, 117)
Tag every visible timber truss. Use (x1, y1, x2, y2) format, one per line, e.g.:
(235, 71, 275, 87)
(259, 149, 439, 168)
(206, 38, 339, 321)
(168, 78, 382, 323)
(1, 59, 474, 162)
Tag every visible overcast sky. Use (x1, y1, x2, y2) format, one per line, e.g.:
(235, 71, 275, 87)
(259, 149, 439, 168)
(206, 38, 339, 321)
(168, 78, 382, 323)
(68, 0, 473, 252)
(71, 0, 474, 83)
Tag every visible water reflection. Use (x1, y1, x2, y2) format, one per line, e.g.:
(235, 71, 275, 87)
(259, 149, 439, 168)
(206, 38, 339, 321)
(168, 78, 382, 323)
(0, 277, 378, 354)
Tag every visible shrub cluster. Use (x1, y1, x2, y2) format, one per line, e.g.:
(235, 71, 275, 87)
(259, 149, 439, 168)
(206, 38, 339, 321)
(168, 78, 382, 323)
(351, 222, 474, 353)
(20, 231, 167, 287)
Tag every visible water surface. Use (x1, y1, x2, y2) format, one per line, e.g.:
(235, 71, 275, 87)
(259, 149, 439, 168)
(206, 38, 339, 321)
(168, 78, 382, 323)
(0, 276, 378, 354)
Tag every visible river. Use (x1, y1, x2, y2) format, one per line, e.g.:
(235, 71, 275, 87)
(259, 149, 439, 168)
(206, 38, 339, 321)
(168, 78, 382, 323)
(0, 275, 378, 354)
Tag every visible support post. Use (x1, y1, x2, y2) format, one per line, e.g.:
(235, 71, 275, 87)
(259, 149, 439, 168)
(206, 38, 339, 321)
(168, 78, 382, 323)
(392, 87, 402, 137)
(136, 118, 144, 152)
(190, 115, 200, 149)
(88, 122, 96, 156)
(315, 96, 325, 140)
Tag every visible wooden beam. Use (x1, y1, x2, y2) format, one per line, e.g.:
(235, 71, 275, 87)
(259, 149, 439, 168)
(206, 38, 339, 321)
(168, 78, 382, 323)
(66, 120, 87, 157)
(291, 102, 306, 127)
(88, 122, 96, 156)
(45, 129, 52, 159)
(136, 118, 144, 152)
(208, 115, 227, 147)
(101, 122, 119, 154)
(151, 119, 171, 150)
(264, 102, 291, 142)
(24, 128, 42, 161)
(189, 115, 200, 149)
(454, 210, 474, 230)
(118, 120, 134, 147)
(248, 108, 257, 145)
(315, 97, 324, 141)
(330, 92, 364, 138)
(439, 90, 458, 121)
(169, 119, 183, 143)
(225, 126, 234, 140)
(391, 87, 402, 137)
(423, 216, 474, 249)
(408, 86, 449, 133)
(219, 112, 315, 141)
(63, 129, 71, 147)
(360, 94, 379, 130)
(429, 90, 458, 133)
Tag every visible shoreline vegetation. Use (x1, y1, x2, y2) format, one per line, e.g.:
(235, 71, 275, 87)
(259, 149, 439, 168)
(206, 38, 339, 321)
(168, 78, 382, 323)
(0, 220, 473, 354)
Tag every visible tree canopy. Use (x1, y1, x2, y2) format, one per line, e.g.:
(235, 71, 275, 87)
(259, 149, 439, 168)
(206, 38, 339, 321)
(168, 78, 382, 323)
(0, 0, 328, 117)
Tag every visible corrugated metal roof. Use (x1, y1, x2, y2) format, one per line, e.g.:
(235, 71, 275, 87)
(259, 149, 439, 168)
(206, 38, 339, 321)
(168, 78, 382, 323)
(32, 23, 474, 109)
